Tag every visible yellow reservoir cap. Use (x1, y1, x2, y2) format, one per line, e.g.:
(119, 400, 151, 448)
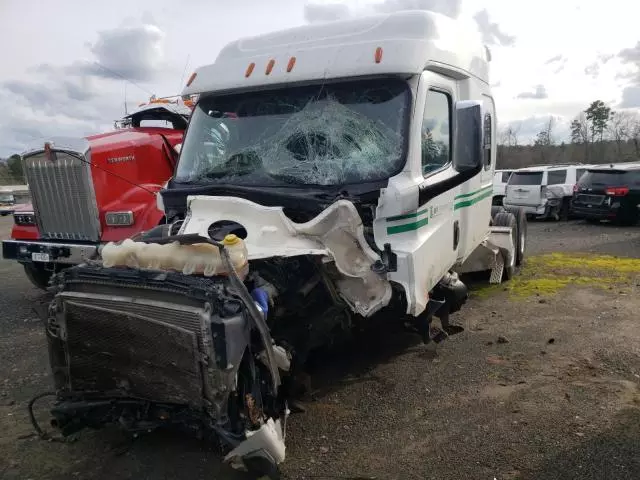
(222, 234, 240, 246)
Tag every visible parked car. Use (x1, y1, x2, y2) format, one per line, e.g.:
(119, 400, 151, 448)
(0, 193, 16, 216)
(571, 163, 640, 225)
(492, 169, 513, 206)
(504, 164, 590, 220)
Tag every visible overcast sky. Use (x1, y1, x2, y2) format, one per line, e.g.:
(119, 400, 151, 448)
(1, 0, 640, 157)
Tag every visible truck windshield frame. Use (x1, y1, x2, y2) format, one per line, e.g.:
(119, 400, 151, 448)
(174, 77, 411, 187)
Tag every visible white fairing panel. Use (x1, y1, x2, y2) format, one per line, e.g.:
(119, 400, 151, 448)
(181, 195, 392, 317)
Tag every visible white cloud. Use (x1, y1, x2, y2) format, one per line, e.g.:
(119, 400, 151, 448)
(545, 55, 563, 65)
(304, 0, 463, 22)
(74, 23, 167, 82)
(472, 9, 515, 46)
(516, 85, 548, 100)
(620, 86, 640, 108)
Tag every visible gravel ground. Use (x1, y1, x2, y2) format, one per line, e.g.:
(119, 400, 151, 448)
(0, 216, 639, 480)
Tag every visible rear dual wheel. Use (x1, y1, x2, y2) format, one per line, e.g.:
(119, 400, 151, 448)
(493, 207, 527, 280)
(503, 206, 527, 267)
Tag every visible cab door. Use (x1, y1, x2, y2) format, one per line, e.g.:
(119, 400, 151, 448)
(412, 71, 461, 287)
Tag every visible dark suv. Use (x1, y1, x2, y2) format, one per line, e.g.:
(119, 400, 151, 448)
(571, 164, 640, 225)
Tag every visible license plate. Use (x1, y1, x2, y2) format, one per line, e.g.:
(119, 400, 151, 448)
(32, 252, 50, 262)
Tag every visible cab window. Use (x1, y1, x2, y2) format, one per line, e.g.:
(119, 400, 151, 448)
(421, 90, 451, 176)
(483, 113, 492, 170)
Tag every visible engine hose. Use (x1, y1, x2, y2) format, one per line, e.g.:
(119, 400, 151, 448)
(218, 246, 281, 394)
(27, 391, 69, 443)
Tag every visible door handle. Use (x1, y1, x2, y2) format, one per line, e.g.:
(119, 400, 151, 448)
(453, 220, 460, 250)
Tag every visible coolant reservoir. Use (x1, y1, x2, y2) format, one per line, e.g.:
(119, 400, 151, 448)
(222, 234, 249, 278)
(102, 239, 140, 268)
(100, 235, 249, 278)
(182, 243, 222, 276)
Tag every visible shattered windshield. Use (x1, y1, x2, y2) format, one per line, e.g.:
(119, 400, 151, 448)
(174, 78, 410, 186)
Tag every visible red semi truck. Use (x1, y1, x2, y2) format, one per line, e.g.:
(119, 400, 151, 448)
(1, 98, 191, 289)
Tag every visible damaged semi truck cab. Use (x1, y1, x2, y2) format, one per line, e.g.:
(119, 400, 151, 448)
(42, 10, 525, 478)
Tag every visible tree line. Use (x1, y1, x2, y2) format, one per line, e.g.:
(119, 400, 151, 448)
(497, 100, 640, 170)
(0, 154, 24, 186)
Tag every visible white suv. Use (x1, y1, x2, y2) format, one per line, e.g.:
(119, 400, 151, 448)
(504, 165, 590, 220)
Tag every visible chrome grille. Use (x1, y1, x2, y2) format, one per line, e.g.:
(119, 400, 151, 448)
(23, 147, 101, 241)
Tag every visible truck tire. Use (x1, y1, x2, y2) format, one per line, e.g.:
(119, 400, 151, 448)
(503, 206, 527, 266)
(492, 212, 517, 280)
(23, 263, 54, 291)
(491, 206, 504, 221)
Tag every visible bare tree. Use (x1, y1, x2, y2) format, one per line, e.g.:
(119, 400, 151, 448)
(607, 110, 633, 158)
(507, 123, 521, 147)
(630, 116, 640, 159)
(533, 117, 555, 163)
(570, 112, 591, 162)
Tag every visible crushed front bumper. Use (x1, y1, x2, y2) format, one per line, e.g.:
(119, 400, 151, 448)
(2, 239, 99, 265)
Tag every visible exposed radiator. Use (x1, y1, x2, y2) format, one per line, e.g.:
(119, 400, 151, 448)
(48, 266, 250, 414)
(56, 291, 207, 407)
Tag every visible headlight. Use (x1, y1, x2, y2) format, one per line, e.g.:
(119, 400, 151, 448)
(14, 212, 36, 226)
(105, 211, 134, 226)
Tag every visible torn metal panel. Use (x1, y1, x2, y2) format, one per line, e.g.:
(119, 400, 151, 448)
(182, 196, 392, 317)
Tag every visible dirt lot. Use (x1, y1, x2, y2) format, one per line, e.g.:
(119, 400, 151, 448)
(1, 216, 639, 480)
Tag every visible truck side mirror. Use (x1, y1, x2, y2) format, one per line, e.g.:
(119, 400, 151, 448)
(453, 100, 483, 172)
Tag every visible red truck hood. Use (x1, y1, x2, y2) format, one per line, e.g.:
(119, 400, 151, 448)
(12, 126, 183, 243)
(87, 127, 182, 242)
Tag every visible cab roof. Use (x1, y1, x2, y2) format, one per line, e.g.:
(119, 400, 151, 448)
(182, 10, 490, 96)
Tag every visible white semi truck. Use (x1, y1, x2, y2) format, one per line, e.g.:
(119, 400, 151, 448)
(38, 10, 526, 478)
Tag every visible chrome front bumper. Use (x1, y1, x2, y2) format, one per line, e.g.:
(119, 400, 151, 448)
(1, 239, 100, 265)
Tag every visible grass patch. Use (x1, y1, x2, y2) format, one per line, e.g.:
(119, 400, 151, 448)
(471, 253, 640, 299)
